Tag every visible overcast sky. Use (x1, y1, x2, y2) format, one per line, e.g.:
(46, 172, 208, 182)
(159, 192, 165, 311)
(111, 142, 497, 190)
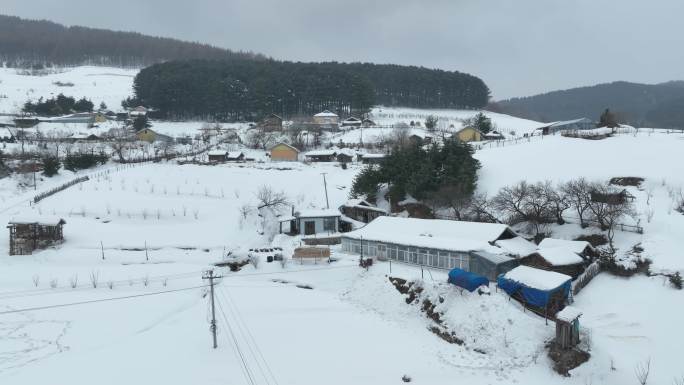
(4, 0, 684, 99)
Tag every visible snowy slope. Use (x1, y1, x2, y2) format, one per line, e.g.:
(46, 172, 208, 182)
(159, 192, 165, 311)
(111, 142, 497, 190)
(0, 66, 137, 114)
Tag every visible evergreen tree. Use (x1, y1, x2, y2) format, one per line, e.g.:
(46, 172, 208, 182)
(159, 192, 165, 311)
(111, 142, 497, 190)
(425, 115, 438, 131)
(598, 108, 619, 128)
(41, 155, 61, 177)
(132, 115, 149, 131)
(467, 112, 493, 134)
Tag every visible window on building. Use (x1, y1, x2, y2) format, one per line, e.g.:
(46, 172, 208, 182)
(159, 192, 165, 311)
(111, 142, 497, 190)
(323, 217, 336, 231)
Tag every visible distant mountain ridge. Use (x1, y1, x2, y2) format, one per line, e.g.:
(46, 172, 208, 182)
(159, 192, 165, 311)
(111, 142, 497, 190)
(0, 14, 264, 68)
(495, 81, 684, 128)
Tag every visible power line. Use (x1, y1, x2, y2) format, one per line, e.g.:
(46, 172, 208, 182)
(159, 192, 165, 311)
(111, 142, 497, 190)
(0, 285, 208, 315)
(219, 287, 280, 385)
(216, 294, 257, 385)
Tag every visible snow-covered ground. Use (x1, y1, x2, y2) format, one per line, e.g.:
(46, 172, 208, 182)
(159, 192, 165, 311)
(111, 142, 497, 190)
(369, 106, 547, 136)
(0, 66, 137, 114)
(0, 67, 682, 385)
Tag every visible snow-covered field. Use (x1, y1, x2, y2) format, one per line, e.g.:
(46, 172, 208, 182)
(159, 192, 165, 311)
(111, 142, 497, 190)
(0, 66, 137, 114)
(0, 67, 682, 385)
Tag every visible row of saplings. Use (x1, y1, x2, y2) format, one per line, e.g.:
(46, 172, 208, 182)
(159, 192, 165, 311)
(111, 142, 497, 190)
(41, 152, 109, 176)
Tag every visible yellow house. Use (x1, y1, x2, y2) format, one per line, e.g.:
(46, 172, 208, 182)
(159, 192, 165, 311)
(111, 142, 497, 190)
(135, 128, 172, 143)
(269, 142, 300, 162)
(456, 127, 483, 142)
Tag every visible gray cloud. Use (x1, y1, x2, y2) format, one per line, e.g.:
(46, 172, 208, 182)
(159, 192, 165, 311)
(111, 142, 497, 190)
(3, 0, 684, 99)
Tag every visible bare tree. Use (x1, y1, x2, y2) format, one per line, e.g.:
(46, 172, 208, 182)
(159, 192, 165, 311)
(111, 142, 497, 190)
(256, 185, 289, 210)
(391, 125, 411, 148)
(540, 181, 570, 225)
(562, 178, 593, 228)
(468, 193, 500, 223)
(493, 181, 556, 237)
(107, 126, 133, 162)
(246, 125, 279, 150)
(634, 358, 651, 385)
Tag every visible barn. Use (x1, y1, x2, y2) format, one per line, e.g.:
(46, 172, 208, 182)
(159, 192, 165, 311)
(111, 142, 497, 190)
(8, 216, 66, 255)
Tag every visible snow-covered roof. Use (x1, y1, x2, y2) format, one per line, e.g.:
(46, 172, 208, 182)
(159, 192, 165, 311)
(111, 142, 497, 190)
(9, 215, 65, 226)
(556, 306, 583, 323)
(502, 266, 572, 291)
(495, 237, 537, 257)
(361, 153, 386, 159)
(208, 150, 228, 156)
(336, 148, 357, 157)
(342, 117, 361, 122)
(268, 142, 300, 153)
(538, 238, 594, 254)
(296, 209, 341, 218)
(227, 151, 244, 159)
(342, 217, 512, 253)
(473, 251, 516, 264)
(342, 199, 387, 213)
(305, 150, 337, 157)
(549, 117, 592, 127)
(535, 247, 584, 266)
(314, 110, 339, 117)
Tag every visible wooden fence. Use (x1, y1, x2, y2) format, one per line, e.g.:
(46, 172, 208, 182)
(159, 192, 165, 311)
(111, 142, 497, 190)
(572, 261, 600, 296)
(33, 176, 90, 203)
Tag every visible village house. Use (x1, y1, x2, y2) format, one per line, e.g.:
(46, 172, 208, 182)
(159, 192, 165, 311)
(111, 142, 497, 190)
(8, 216, 66, 255)
(483, 130, 505, 140)
(313, 110, 339, 130)
(207, 150, 228, 162)
(360, 153, 386, 165)
(455, 126, 483, 142)
(269, 142, 300, 162)
(341, 117, 362, 128)
(340, 217, 532, 276)
(362, 118, 376, 127)
(135, 128, 173, 143)
(278, 209, 341, 236)
(129, 106, 148, 118)
(520, 247, 587, 279)
(339, 199, 387, 224)
(538, 238, 597, 259)
(304, 149, 337, 162)
(226, 151, 245, 162)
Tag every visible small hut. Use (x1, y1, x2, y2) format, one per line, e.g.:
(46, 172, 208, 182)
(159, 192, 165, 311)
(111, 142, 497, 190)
(555, 306, 582, 349)
(8, 216, 66, 255)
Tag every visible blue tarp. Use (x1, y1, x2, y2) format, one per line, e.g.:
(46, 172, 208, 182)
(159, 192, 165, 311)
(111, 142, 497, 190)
(496, 275, 571, 308)
(448, 268, 489, 292)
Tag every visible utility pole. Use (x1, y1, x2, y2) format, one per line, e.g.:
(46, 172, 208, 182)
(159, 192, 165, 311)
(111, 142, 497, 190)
(321, 172, 330, 209)
(202, 269, 221, 349)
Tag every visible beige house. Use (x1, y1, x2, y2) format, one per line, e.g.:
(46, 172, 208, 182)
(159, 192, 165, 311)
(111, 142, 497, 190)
(313, 110, 339, 126)
(135, 128, 173, 143)
(269, 142, 300, 162)
(456, 127, 483, 142)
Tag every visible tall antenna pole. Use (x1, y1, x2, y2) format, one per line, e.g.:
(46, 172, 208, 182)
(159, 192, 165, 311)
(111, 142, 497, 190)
(321, 172, 330, 209)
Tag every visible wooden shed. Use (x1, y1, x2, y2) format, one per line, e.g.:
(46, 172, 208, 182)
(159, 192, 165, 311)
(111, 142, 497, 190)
(8, 216, 66, 255)
(520, 248, 586, 279)
(269, 142, 300, 162)
(555, 306, 582, 349)
(259, 114, 283, 131)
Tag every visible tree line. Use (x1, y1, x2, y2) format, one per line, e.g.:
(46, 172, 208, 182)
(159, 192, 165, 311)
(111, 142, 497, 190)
(0, 14, 263, 69)
(23, 94, 94, 116)
(131, 59, 490, 121)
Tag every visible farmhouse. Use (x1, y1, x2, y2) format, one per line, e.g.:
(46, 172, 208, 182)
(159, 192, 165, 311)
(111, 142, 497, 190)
(497, 265, 572, 316)
(279, 209, 340, 236)
(339, 199, 387, 224)
(520, 248, 586, 279)
(129, 106, 148, 118)
(341, 217, 529, 272)
(483, 130, 505, 140)
(313, 110, 339, 127)
(455, 126, 483, 142)
(8, 216, 66, 255)
(269, 142, 300, 162)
